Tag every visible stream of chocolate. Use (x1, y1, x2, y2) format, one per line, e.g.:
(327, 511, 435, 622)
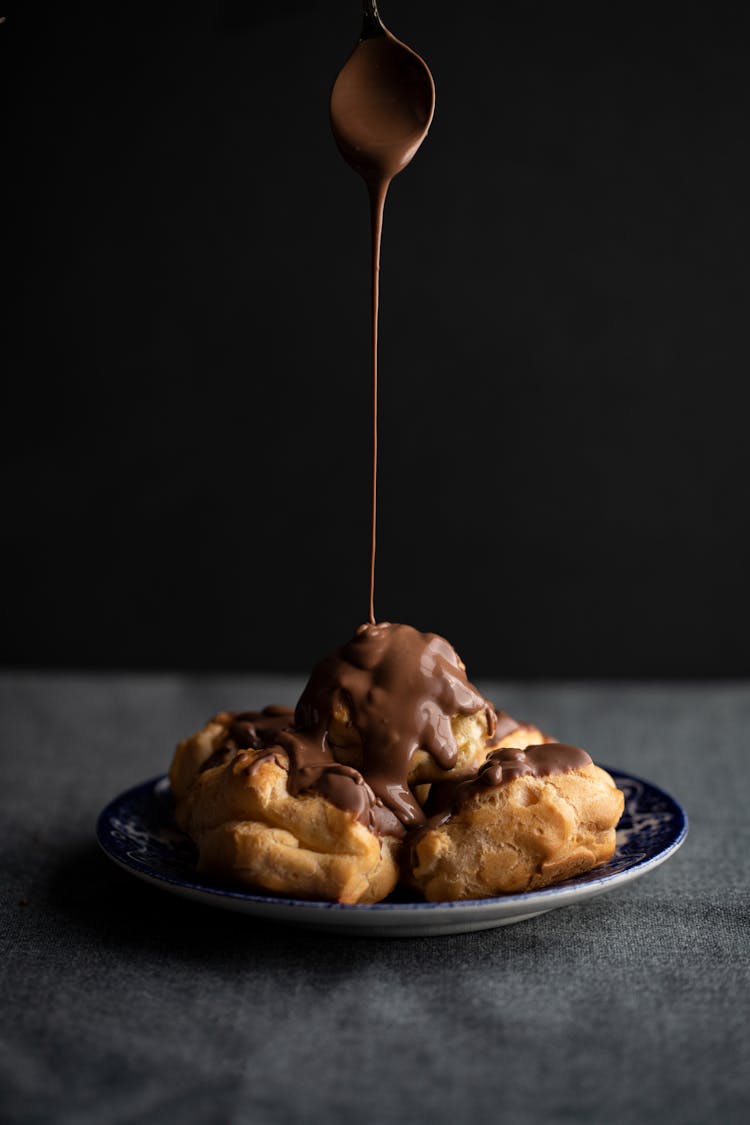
(330, 1, 435, 623)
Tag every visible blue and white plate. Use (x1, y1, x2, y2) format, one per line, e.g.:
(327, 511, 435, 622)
(96, 770, 687, 937)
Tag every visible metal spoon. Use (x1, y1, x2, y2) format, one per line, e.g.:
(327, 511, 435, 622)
(329, 1, 435, 626)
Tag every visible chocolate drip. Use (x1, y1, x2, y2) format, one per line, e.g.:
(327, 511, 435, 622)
(421, 743, 593, 829)
(196, 631, 596, 851)
(208, 697, 404, 837)
(404, 743, 593, 871)
(296, 622, 495, 826)
(198, 707, 294, 775)
(227, 706, 295, 749)
(203, 624, 500, 837)
(479, 743, 591, 786)
(486, 711, 523, 748)
(277, 729, 402, 838)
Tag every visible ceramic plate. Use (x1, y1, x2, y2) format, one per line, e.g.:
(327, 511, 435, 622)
(96, 770, 687, 937)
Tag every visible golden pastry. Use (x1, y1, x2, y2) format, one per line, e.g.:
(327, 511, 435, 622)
(172, 714, 401, 906)
(408, 744, 624, 900)
(168, 623, 623, 904)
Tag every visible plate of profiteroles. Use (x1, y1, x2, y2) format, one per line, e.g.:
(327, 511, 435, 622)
(97, 768, 686, 937)
(97, 624, 687, 937)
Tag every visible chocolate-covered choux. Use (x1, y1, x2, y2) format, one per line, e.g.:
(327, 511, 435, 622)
(407, 745, 624, 900)
(169, 624, 623, 903)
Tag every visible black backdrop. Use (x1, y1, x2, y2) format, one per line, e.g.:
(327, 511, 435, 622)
(3, 1, 750, 676)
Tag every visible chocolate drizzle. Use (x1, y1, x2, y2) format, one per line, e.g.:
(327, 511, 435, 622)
(206, 623, 500, 837)
(271, 727, 403, 838)
(198, 706, 294, 775)
(296, 622, 495, 826)
(201, 633, 594, 850)
(422, 743, 593, 829)
(227, 706, 295, 749)
(403, 743, 594, 869)
(486, 711, 523, 749)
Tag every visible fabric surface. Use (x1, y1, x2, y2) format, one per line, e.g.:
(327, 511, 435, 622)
(1, 672, 748, 1125)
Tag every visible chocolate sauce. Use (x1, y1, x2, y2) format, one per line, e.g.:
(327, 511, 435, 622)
(487, 712, 524, 749)
(209, 696, 403, 837)
(228, 706, 295, 749)
(407, 744, 594, 860)
(208, 624, 500, 836)
(426, 743, 593, 821)
(296, 622, 495, 825)
(479, 743, 591, 787)
(198, 706, 295, 775)
(239, 738, 400, 837)
(204, 641, 591, 842)
(330, 1, 435, 623)
(274, 729, 402, 838)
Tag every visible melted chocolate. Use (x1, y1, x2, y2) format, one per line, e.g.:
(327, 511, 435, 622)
(295, 622, 495, 826)
(404, 743, 593, 869)
(272, 728, 402, 838)
(480, 743, 591, 786)
(330, 3, 434, 623)
(227, 706, 295, 749)
(206, 624, 501, 836)
(204, 638, 593, 848)
(486, 711, 523, 748)
(209, 695, 403, 837)
(330, 14, 435, 186)
(241, 737, 399, 837)
(198, 706, 294, 774)
(422, 743, 593, 828)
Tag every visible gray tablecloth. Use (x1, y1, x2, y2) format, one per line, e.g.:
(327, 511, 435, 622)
(1, 672, 748, 1125)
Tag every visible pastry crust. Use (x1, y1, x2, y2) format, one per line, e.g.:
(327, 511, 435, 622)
(169, 712, 235, 801)
(408, 762, 624, 901)
(169, 713, 623, 905)
(172, 730, 400, 905)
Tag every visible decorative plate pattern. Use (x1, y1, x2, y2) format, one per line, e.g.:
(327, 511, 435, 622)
(96, 769, 687, 937)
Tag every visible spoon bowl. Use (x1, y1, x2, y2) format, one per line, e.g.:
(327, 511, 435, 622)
(330, 1, 435, 185)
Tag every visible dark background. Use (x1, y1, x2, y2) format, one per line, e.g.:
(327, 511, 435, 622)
(3, 1, 750, 677)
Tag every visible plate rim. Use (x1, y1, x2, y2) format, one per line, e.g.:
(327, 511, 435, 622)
(95, 767, 688, 915)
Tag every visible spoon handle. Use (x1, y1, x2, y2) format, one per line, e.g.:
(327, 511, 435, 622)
(362, 0, 384, 38)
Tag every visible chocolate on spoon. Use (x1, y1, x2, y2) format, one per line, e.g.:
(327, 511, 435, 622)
(330, 1, 436, 624)
(330, 0, 436, 186)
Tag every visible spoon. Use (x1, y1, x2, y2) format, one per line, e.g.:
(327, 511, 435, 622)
(329, 1, 435, 627)
(329, 1, 436, 187)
